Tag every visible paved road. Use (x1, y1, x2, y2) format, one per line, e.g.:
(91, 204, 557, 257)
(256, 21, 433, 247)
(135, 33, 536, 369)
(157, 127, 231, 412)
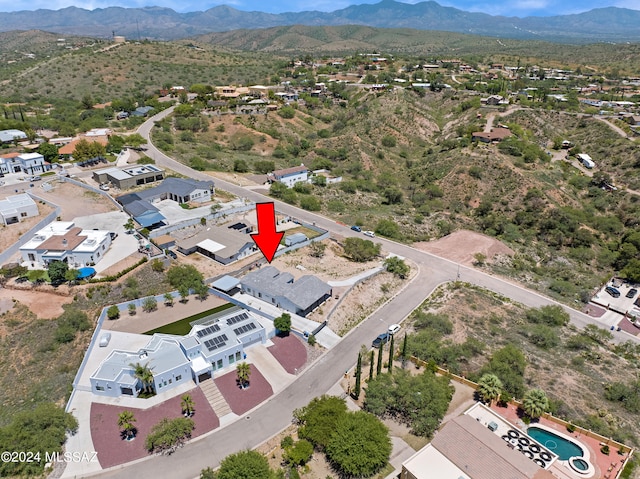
(85, 107, 639, 479)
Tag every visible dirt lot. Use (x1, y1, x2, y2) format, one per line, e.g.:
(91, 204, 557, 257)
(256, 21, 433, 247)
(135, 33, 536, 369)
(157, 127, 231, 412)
(0, 285, 73, 323)
(414, 229, 514, 266)
(27, 180, 118, 221)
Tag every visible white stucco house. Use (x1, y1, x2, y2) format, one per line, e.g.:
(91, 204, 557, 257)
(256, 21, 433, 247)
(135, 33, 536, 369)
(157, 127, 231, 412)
(20, 221, 112, 268)
(0, 193, 39, 225)
(90, 306, 267, 398)
(267, 164, 309, 188)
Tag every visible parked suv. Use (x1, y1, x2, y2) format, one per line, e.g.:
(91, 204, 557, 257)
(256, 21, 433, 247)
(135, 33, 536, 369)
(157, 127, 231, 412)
(626, 288, 638, 299)
(372, 333, 390, 348)
(605, 286, 621, 298)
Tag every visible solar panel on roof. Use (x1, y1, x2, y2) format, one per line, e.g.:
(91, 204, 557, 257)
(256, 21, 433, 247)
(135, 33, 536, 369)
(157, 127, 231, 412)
(226, 312, 249, 325)
(197, 324, 221, 338)
(234, 322, 257, 335)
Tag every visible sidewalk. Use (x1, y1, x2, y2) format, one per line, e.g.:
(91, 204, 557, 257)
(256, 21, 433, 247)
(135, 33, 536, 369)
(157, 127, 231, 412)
(328, 266, 383, 287)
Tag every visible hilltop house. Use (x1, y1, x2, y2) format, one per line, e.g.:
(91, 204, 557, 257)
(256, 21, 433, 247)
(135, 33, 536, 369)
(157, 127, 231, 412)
(267, 164, 309, 188)
(90, 307, 267, 397)
(240, 266, 332, 317)
(472, 128, 512, 143)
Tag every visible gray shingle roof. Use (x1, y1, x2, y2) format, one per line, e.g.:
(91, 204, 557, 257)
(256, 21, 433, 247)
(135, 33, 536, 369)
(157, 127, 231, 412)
(241, 266, 331, 312)
(139, 177, 214, 199)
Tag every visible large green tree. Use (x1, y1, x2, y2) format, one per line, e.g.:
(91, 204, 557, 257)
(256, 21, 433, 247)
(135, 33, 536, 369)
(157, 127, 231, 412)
(274, 313, 292, 335)
(167, 264, 204, 291)
(364, 369, 453, 437)
(294, 395, 348, 450)
(0, 403, 77, 477)
(325, 411, 391, 478)
(48, 260, 68, 285)
(343, 237, 381, 262)
(216, 450, 273, 479)
(72, 138, 106, 161)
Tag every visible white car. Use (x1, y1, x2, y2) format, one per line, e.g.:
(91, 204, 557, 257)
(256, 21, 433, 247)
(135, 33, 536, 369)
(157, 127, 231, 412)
(99, 184, 110, 191)
(388, 324, 401, 335)
(363, 230, 375, 237)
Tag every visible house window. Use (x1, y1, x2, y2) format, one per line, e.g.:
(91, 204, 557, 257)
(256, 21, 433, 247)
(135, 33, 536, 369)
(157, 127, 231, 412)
(235, 351, 241, 361)
(229, 354, 235, 364)
(95, 385, 104, 391)
(176, 375, 182, 381)
(20, 212, 27, 217)
(217, 359, 223, 369)
(163, 380, 167, 386)
(168, 379, 172, 384)
(28, 253, 35, 261)
(102, 245, 105, 250)
(107, 385, 112, 389)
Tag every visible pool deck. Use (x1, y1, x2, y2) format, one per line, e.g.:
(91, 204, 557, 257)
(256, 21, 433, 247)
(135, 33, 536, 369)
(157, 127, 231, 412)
(490, 403, 629, 479)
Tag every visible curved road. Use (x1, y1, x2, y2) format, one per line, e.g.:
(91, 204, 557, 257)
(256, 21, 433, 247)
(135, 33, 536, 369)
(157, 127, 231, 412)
(87, 107, 638, 479)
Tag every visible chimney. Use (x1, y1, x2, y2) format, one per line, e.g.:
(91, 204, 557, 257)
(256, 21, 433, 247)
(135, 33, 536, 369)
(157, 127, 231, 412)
(62, 238, 68, 246)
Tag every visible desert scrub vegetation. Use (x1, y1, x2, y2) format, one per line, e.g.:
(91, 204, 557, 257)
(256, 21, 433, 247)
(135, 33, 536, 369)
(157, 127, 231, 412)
(407, 282, 640, 446)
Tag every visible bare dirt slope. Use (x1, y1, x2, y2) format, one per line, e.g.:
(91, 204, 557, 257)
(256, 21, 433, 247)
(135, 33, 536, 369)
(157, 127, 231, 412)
(414, 229, 514, 266)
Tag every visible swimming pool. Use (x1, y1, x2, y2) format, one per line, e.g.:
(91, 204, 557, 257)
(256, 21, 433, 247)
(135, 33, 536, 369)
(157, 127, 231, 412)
(527, 426, 584, 461)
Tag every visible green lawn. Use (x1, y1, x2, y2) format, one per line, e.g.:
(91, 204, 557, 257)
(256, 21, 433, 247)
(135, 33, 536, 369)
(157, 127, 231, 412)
(143, 303, 235, 336)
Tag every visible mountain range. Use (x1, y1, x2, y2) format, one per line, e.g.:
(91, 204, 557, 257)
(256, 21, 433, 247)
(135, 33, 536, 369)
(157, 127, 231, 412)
(0, 0, 639, 43)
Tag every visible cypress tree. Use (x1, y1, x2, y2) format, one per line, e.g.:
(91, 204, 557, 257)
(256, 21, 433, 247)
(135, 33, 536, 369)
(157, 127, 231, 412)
(354, 352, 362, 399)
(388, 334, 395, 373)
(376, 341, 383, 376)
(369, 350, 375, 380)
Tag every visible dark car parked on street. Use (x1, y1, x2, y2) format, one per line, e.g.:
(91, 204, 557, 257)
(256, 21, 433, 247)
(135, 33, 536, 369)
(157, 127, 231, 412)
(372, 332, 390, 348)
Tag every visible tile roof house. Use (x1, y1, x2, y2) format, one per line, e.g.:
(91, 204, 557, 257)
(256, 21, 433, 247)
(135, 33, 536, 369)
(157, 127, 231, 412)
(472, 128, 512, 143)
(240, 266, 332, 317)
(402, 404, 558, 479)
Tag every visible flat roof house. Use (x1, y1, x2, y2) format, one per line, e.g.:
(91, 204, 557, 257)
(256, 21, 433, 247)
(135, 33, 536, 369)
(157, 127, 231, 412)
(267, 165, 309, 188)
(0, 193, 39, 225)
(240, 266, 332, 317)
(93, 164, 165, 189)
(0, 152, 49, 175)
(176, 225, 257, 265)
(20, 221, 112, 268)
(90, 307, 267, 397)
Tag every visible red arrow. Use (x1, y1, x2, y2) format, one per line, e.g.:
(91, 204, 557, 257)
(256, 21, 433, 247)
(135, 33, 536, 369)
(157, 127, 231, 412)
(251, 202, 284, 263)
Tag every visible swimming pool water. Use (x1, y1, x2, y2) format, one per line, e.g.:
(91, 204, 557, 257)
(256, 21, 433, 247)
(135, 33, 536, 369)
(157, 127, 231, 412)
(527, 426, 584, 460)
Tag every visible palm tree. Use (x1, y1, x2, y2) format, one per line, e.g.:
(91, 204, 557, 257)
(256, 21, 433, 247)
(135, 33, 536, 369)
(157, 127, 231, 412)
(117, 410, 137, 440)
(477, 373, 503, 405)
(181, 394, 195, 417)
(522, 388, 549, 419)
(236, 362, 251, 389)
(164, 292, 174, 306)
(130, 361, 155, 395)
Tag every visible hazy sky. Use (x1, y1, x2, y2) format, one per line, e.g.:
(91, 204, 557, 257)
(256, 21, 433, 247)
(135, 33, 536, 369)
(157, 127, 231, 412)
(0, 0, 638, 17)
